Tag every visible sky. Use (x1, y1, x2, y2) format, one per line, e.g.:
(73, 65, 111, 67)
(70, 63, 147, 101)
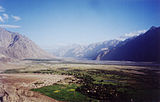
(0, 0, 160, 49)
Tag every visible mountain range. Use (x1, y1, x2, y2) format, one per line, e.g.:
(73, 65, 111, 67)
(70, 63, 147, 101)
(96, 26, 160, 62)
(0, 27, 51, 59)
(51, 40, 120, 60)
(51, 26, 160, 62)
(0, 26, 159, 62)
(51, 29, 145, 60)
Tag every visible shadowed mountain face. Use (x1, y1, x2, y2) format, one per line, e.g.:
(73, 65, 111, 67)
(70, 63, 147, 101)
(0, 28, 52, 59)
(97, 26, 160, 62)
(51, 30, 145, 60)
(82, 40, 120, 59)
(52, 40, 120, 60)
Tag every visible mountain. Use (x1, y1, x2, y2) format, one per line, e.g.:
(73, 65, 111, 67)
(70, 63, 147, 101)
(54, 44, 86, 58)
(51, 30, 146, 60)
(96, 26, 160, 62)
(82, 40, 120, 59)
(0, 27, 52, 59)
(51, 40, 120, 59)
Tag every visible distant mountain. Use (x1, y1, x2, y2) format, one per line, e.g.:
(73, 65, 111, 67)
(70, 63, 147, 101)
(51, 29, 147, 60)
(0, 27, 52, 59)
(50, 44, 85, 58)
(82, 40, 120, 59)
(52, 40, 120, 60)
(96, 26, 160, 62)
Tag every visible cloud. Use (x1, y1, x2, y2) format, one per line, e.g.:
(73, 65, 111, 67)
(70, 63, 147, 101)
(2, 13, 9, 20)
(0, 14, 9, 23)
(11, 15, 21, 21)
(0, 16, 4, 22)
(0, 6, 21, 28)
(0, 24, 21, 28)
(117, 30, 147, 41)
(124, 30, 146, 37)
(0, 6, 5, 12)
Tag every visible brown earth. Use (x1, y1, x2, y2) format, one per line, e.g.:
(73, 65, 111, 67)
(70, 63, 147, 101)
(0, 73, 69, 102)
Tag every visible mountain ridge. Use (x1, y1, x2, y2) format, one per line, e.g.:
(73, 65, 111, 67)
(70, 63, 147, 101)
(51, 39, 120, 60)
(0, 27, 52, 59)
(96, 26, 160, 62)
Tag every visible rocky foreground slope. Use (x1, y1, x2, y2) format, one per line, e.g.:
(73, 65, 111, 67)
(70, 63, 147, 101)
(0, 74, 69, 102)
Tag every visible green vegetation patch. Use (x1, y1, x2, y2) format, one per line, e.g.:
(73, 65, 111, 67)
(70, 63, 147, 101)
(5, 63, 160, 102)
(3, 69, 21, 73)
(31, 84, 97, 102)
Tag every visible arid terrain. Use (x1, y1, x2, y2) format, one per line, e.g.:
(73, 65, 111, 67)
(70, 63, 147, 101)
(0, 0, 159, 102)
(0, 61, 71, 102)
(0, 74, 69, 102)
(0, 59, 160, 102)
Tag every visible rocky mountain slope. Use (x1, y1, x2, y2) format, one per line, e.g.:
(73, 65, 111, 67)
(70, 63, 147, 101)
(51, 30, 145, 60)
(0, 27, 51, 59)
(52, 40, 120, 60)
(96, 26, 160, 62)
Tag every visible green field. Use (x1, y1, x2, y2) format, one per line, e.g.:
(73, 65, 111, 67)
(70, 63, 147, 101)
(31, 84, 97, 102)
(4, 60, 160, 102)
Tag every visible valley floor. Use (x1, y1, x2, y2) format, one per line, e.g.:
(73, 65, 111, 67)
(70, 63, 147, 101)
(0, 73, 69, 102)
(0, 59, 160, 102)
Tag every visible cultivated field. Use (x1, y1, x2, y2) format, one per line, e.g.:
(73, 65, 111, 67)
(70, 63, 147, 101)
(0, 59, 160, 102)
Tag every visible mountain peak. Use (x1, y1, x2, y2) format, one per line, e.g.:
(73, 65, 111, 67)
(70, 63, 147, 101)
(149, 26, 159, 31)
(97, 26, 160, 62)
(0, 28, 52, 59)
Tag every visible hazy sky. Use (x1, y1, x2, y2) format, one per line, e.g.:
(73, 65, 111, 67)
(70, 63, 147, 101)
(0, 0, 160, 48)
